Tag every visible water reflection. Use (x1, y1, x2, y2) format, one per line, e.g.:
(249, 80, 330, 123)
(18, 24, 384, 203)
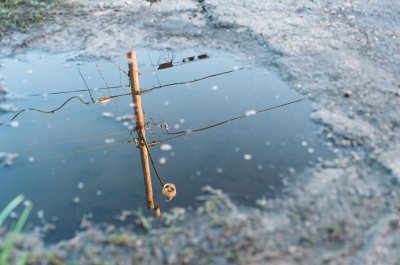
(0, 50, 330, 241)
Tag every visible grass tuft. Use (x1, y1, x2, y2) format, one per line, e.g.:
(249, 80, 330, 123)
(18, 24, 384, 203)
(0, 194, 33, 265)
(0, 0, 77, 39)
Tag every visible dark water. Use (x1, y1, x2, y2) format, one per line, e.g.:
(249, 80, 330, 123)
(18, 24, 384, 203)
(0, 50, 330, 241)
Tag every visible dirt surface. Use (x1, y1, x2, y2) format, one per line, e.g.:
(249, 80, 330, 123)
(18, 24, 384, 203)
(1, 0, 400, 264)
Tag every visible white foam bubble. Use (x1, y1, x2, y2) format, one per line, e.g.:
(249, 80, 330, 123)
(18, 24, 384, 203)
(160, 144, 173, 151)
(245, 110, 257, 116)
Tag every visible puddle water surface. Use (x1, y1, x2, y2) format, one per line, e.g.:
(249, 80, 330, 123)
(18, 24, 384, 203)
(0, 50, 331, 241)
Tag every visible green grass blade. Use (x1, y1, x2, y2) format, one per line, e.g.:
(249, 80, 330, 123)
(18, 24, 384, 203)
(13, 202, 32, 233)
(0, 194, 24, 227)
(0, 200, 32, 265)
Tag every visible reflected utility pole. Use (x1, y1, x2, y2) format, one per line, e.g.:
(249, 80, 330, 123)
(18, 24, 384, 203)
(127, 51, 160, 218)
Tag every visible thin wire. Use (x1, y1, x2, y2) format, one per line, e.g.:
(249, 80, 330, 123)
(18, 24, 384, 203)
(141, 67, 245, 95)
(29, 85, 129, 97)
(34, 141, 128, 162)
(104, 67, 247, 101)
(19, 99, 305, 162)
(20, 130, 132, 154)
(0, 67, 244, 126)
(0, 96, 91, 125)
(116, 62, 129, 94)
(147, 52, 163, 88)
(138, 129, 165, 187)
(155, 98, 306, 142)
(77, 68, 94, 103)
(96, 64, 120, 111)
(27, 54, 211, 97)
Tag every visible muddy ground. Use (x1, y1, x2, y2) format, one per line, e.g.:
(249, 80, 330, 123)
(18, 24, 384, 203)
(1, 0, 400, 264)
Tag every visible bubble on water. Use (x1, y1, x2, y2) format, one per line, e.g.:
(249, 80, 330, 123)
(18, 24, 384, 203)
(288, 167, 296, 174)
(77, 182, 84, 189)
(257, 164, 264, 170)
(73, 197, 80, 203)
(129, 102, 134, 108)
(37, 210, 44, 219)
(159, 157, 167, 165)
(301, 141, 308, 146)
(160, 144, 173, 151)
(179, 118, 185, 123)
(245, 110, 257, 116)
(196, 170, 202, 176)
(216, 168, 223, 173)
(164, 101, 170, 106)
(23, 200, 32, 207)
(105, 138, 115, 144)
(10, 212, 18, 219)
(243, 154, 253, 160)
(307, 148, 315, 154)
(102, 112, 114, 118)
(211, 85, 218, 91)
(27, 69, 33, 74)
(9, 120, 19, 128)
(174, 124, 180, 129)
(28, 157, 35, 162)
(96, 190, 103, 196)
(123, 121, 130, 127)
(233, 66, 239, 71)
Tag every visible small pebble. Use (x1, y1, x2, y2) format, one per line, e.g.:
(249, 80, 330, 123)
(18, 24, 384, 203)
(344, 90, 352, 98)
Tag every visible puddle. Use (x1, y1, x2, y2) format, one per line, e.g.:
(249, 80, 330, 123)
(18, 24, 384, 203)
(0, 50, 331, 241)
